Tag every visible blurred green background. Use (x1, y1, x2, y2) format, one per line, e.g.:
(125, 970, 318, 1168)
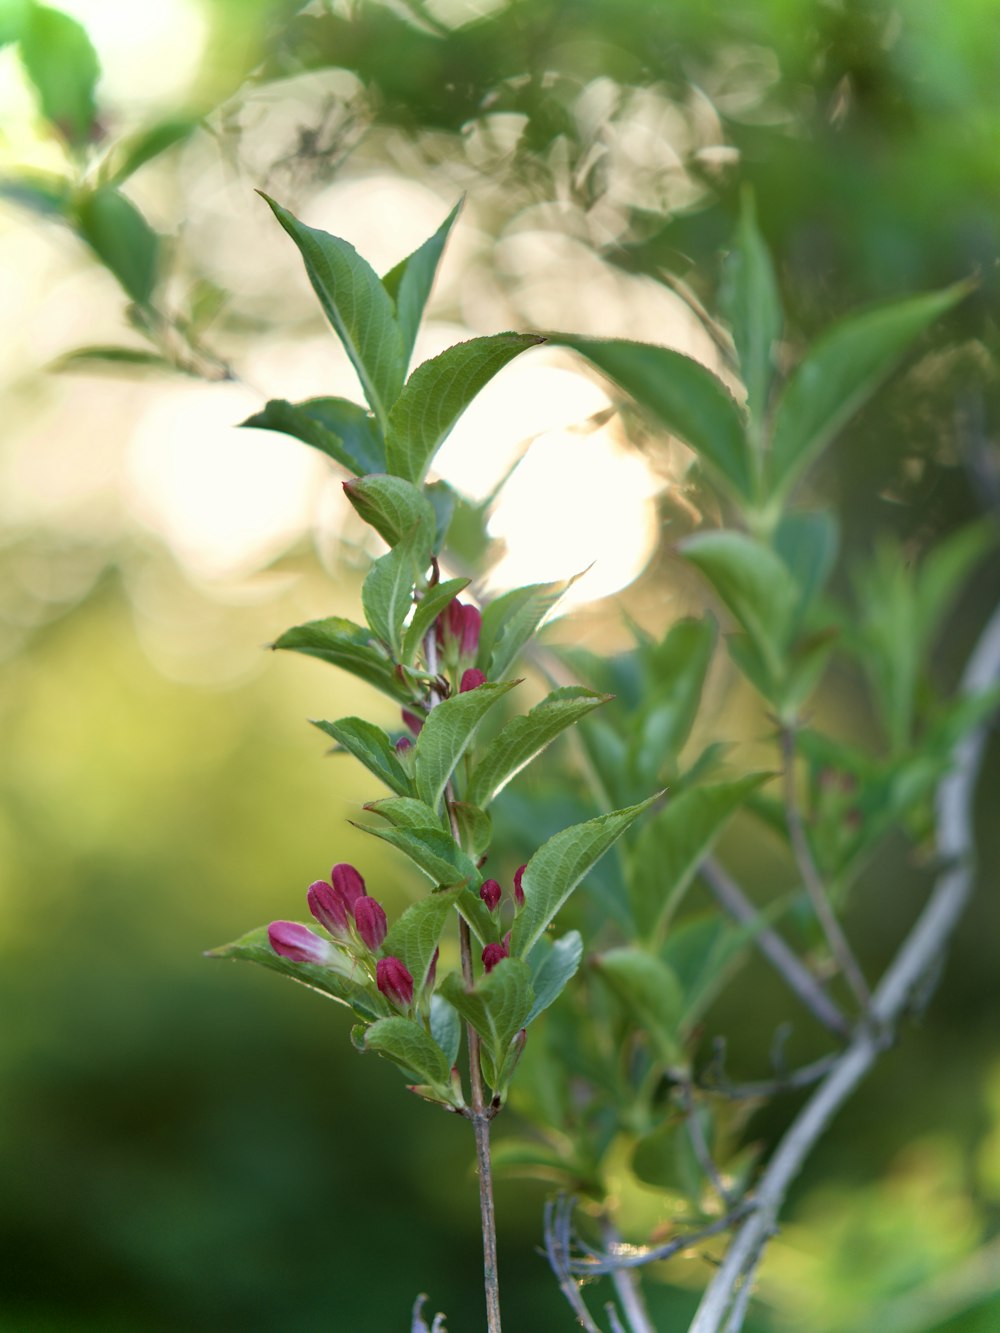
(2, 1, 999, 1329)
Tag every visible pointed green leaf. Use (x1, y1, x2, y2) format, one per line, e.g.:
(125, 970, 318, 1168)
(424, 480, 458, 549)
(381, 198, 462, 369)
(629, 617, 718, 781)
(383, 886, 465, 994)
(552, 335, 752, 501)
(628, 774, 773, 938)
(661, 911, 775, 1032)
(74, 187, 159, 306)
(206, 923, 388, 1021)
(385, 333, 544, 483)
(242, 397, 385, 476)
(401, 577, 470, 666)
(441, 959, 534, 1087)
(593, 947, 684, 1066)
(680, 531, 800, 681)
(769, 284, 968, 497)
(467, 686, 612, 807)
(478, 578, 573, 680)
(362, 1016, 454, 1095)
(104, 116, 199, 185)
(273, 617, 411, 702)
(509, 796, 660, 958)
(357, 821, 478, 889)
(260, 193, 405, 429)
(20, 3, 99, 147)
(915, 518, 996, 653)
(721, 191, 782, 422)
(429, 994, 461, 1067)
(312, 716, 413, 797)
(52, 346, 173, 373)
(364, 796, 444, 830)
(448, 801, 493, 859)
(342, 473, 436, 548)
(774, 510, 839, 623)
(0, 170, 69, 216)
(361, 523, 430, 657)
(524, 931, 583, 1025)
(414, 680, 520, 812)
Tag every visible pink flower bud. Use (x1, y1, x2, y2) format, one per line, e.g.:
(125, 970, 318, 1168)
(460, 668, 487, 693)
(482, 940, 509, 973)
(458, 604, 481, 658)
(268, 921, 333, 965)
(402, 708, 424, 736)
(354, 895, 388, 952)
(377, 955, 414, 1009)
(395, 736, 413, 752)
(513, 864, 526, 908)
(331, 863, 366, 910)
(479, 879, 502, 912)
(307, 879, 351, 936)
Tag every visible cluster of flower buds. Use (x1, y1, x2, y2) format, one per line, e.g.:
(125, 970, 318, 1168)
(478, 864, 527, 918)
(268, 862, 415, 1012)
(436, 598, 485, 692)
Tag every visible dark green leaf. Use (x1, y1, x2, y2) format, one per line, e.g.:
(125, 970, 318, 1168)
(357, 821, 478, 889)
(361, 524, 429, 657)
(312, 716, 413, 797)
(424, 480, 458, 549)
(241, 397, 385, 476)
(260, 193, 405, 429)
(448, 801, 493, 858)
(720, 191, 782, 422)
(273, 616, 411, 702)
(20, 3, 98, 146)
(915, 519, 995, 653)
(381, 198, 462, 369)
(661, 911, 774, 1030)
(467, 686, 612, 808)
(382, 885, 465, 994)
(385, 333, 544, 483)
(593, 947, 684, 1066)
(429, 994, 461, 1067)
(440, 958, 534, 1088)
(74, 187, 159, 305)
(630, 618, 717, 779)
(551, 335, 753, 501)
(362, 1016, 456, 1098)
(524, 931, 583, 1025)
(364, 796, 444, 831)
(414, 680, 520, 813)
(342, 473, 436, 548)
(774, 510, 839, 624)
(510, 795, 660, 957)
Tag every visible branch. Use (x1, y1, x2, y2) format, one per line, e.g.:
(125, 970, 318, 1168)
(687, 598, 1000, 1333)
(544, 1197, 603, 1332)
(600, 1217, 657, 1333)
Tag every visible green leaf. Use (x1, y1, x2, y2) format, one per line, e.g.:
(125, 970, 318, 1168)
(467, 686, 612, 807)
(478, 578, 573, 680)
(382, 885, 465, 994)
(448, 801, 493, 858)
(424, 480, 458, 549)
(74, 187, 159, 306)
(342, 473, 436, 548)
(915, 519, 996, 653)
(551, 335, 752, 501)
(593, 947, 685, 1066)
(361, 524, 429, 657)
(362, 1016, 455, 1097)
(260, 193, 405, 429)
(720, 190, 782, 423)
(20, 3, 98, 146)
(774, 510, 839, 624)
(509, 796, 660, 958)
(103, 117, 199, 185)
(769, 284, 969, 497)
(441, 958, 534, 1088)
(0, 0, 28, 47)
(381, 198, 462, 369)
(312, 716, 413, 797)
(364, 796, 444, 831)
(241, 397, 385, 476)
(524, 931, 583, 1025)
(414, 680, 520, 813)
(0, 169, 69, 216)
(206, 923, 388, 1021)
(661, 911, 775, 1031)
(630, 618, 717, 779)
(357, 822, 478, 889)
(51, 345, 173, 374)
(680, 531, 800, 683)
(429, 994, 461, 1067)
(628, 775, 772, 938)
(273, 616, 411, 702)
(385, 333, 544, 483)
(401, 577, 470, 666)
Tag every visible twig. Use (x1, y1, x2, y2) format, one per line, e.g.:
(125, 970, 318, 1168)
(700, 857, 850, 1037)
(569, 1201, 755, 1276)
(679, 1083, 736, 1210)
(699, 1050, 839, 1101)
(687, 598, 1000, 1333)
(544, 1197, 603, 1332)
(600, 1217, 657, 1333)
(779, 725, 872, 1011)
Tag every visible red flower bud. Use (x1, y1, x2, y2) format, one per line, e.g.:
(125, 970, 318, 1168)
(482, 940, 509, 973)
(513, 864, 526, 908)
(460, 668, 487, 693)
(395, 736, 413, 752)
(268, 921, 333, 965)
(354, 895, 388, 952)
(425, 946, 439, 992)
(479, 878, 502, 912)
(307, 879, 351, 936)
(402, 708, 424, 736)
(377, 955, 414, 1009)
(331, 863, 366, 910)
(458, 604, 481, 658)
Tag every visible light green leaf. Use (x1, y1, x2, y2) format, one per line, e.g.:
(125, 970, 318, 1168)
(478, 578, 573, 680)
(312, 716, 413, 797)
(52, 345, 173, 374)
(364, 796, 444, 830)
(357, 821, 478, 889)
(381, 198, 462, 370)
(661, 911, 774, 1031)
(629, 618, 718, 781)
(628, 774, 772, 938)
(361, 524, 430, 657)
(441, 958, 534, 1088)
(273, 616, 410, 702)
(0, 169, 69, 216)
(509, 795, 660, 958)
(104, 116, 198, 185)
(551, 335, 752, 501)
(20, 3, 98, 146)
(342, 473, 436, 548)
(593, 947, 684, 1066)
(721, 191, 782, 422)
(260, 193, 405, 429)
(401, 577, 470, 665)
(769, 284, 969, 497)
(414, 680, 520, 813)
(206, 923, 388, 1021)
(242, 397, 385, 476)
(362, 1016, 455, 1096)
(385, 333, 544, 483)
(448, 801, 493, 858)
(382, 886, 464, 994)
(74, 187, 159, 305)
(524, 931, 583, 1025)
(680, 531, 800, 682)
(467, 686, 611, 807)
(429, 994, 461, 1067)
